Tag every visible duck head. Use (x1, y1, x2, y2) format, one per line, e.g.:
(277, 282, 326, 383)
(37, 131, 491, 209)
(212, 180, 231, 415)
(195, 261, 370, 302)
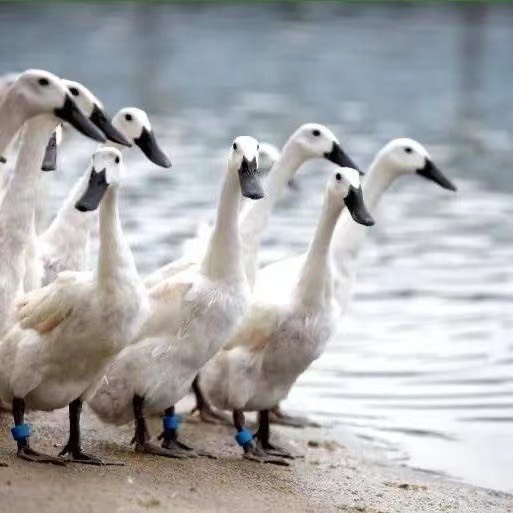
(63, 79, 131, 147)
(41, 79, 132, 171)
(289, 123, 360, 173)
(112, 107, 172, 168)
(377, 138, 457, 192)
(75, 148, 125, 212)
(7, 70, 105, 144)
(229, 136, 264, 200)
(329, 168, 375, 227)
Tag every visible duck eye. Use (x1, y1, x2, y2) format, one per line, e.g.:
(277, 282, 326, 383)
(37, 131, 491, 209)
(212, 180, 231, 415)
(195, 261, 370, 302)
(69, 87, 79, 97)
(257, 144, 259, 150)
(312, 129, 321, 137)
(38, 78, 49, 87)
(115, 156, 120, 164)
(404, 147, 413, 153)
(233, 142, 237, 151)
(125, 114, 133, 122)
(336, 173, 342, 181)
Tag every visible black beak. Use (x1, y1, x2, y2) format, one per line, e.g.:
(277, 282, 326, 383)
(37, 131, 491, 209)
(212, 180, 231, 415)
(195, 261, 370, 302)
(133, 127, 172, 168)
(89, 104, 131, 147)
(0, 155, 7, 164)
(344, 186, 375, 226)
(75, 168, 109, 212)
(417, 159, 457, 192)
(324, 142, 362, 174)
(41, 131, 58, 171)
(54, 95, 106, 143)
(239, 156, 264, 200)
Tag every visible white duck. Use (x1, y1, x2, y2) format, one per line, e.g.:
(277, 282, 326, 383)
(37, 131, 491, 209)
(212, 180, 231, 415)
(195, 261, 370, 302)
(144, 123, 358, 290)
(0, 148, 148, 465)
(251, 138, 458, 426)
(38, 105, 171, 285)
(199, 168, 374, 464)
(0, 70, 105, 336)
(88, 136, 264, 458)
(23, 80, 134, 293)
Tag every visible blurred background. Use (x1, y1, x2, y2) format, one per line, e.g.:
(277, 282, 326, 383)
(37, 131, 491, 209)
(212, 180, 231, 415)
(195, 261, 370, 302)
(1, 2, 513, 492)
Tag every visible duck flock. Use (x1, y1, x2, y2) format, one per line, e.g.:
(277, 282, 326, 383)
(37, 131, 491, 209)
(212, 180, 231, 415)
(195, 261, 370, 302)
(0, 69, 456, 468)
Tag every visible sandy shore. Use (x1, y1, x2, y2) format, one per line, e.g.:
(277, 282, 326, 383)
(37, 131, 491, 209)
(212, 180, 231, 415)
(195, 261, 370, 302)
(0, 405, 511, 513)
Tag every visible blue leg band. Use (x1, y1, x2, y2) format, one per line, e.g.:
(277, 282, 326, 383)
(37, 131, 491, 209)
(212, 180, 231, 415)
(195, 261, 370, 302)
(235, 428, 253, 447)
(163, 415, 181, 431)
(11, 423, 31, 442)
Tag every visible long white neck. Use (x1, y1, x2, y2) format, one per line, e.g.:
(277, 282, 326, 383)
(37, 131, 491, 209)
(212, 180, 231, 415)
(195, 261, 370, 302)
(294, 191, 343, 312)
(39, 140, 129, 269)
(330, 155, 397, 312)
(95, 187, 140, 294)
(331, 155, 395, 266)
(200, 167, 244, 282)
(39, 170, 94, 259)
(239, 140, 305, 287)
(0, 116, 58, 249)
(0, 115, 58, 335)
(0, 94, 27, 156)
(93, 185, 148, 346)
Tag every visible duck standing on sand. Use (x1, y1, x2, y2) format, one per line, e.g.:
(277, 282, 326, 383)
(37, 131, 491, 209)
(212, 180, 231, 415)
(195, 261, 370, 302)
(0, 148, 155, 465)
(199, 168, 374, 465)
(89, 137, 265, 459)
(254, 139, 457, 426)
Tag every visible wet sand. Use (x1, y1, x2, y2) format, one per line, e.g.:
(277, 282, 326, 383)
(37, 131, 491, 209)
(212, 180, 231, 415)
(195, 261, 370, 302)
(0, 406, 511, 513)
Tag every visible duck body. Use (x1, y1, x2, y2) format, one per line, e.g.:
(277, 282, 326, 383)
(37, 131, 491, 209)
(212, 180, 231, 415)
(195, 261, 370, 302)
(91, 269, 250, 425)
(201, 297, 332, 414)
(0, 267, 147, 412)
(198, 169, 373, 464)
(0, 149, 150, 465)
(249, 139, 457, 427)
(89, 137, 264, 458)
(0, 151, 148, 412)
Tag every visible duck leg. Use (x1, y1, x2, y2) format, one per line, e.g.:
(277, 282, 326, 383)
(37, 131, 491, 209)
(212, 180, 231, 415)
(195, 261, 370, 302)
(158, 406, 215, 458)
(233, 409, 289, 466)
(131, 395, 188, 459)
(255, 410, 295, 459)
(190, 376, 231, 425)
(12, 397, 65, 466)
(58, 398, 123, 465)
(269, 404, 320, 428)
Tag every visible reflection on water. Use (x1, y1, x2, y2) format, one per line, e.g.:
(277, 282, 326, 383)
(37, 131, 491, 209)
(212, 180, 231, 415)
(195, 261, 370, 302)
(2, 2, 513, 492)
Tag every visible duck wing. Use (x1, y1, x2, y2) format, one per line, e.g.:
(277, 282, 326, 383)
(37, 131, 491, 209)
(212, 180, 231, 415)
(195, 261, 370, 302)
(16, 271, 90, 334)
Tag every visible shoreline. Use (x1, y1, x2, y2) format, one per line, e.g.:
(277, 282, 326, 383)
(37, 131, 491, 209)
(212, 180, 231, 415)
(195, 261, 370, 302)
(0, 406, 511, 513)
